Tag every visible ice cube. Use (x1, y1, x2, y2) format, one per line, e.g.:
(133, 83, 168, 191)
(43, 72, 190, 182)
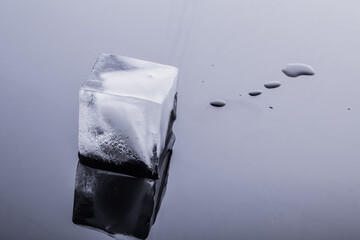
(72, 147, 173, 240)
(78, 54, 178, 178)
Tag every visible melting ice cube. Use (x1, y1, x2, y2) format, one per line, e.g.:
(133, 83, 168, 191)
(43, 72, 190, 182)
(78, 54, 178, 178)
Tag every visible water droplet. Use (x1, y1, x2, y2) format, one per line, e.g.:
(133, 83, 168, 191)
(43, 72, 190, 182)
(264, 81, 281, 89)
(282, 63, 315, 77)
(249, 91, 262, 96)
(210, 99, 226, 107)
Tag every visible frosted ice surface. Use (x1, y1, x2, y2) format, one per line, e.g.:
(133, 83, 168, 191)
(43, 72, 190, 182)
(78, 54, 178, 178)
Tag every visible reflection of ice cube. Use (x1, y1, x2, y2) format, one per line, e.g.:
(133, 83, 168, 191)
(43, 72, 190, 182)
(72, 147, 173, 240)
(78, 54, 178, 178)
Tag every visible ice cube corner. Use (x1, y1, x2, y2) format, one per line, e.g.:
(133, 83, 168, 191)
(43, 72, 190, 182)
(78, 54, 178, 178)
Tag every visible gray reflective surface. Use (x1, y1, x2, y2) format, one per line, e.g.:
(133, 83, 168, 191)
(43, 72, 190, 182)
(1, 0, 360, 239)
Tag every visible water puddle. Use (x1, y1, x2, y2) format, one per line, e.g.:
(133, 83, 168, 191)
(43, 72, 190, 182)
(264, 81, 281, 89)
(249, 91, 262, 96)
(210, 99, 226, 107)
(282, 63, 315, 77)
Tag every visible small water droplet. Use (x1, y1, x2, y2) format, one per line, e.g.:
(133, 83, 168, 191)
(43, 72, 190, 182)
(282, 63, 315, 77)
(210, 99, 226, 107)
(264, 81, 281, 89)
(249, 91, 262, 96)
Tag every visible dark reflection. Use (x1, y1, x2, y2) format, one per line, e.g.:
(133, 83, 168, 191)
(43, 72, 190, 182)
(72, 147, 172, 239)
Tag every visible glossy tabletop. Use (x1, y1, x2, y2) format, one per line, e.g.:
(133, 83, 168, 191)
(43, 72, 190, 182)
(1, 0, 360, 239)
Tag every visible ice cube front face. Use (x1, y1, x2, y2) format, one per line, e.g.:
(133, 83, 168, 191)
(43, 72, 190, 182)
(78, 54, 178, 178)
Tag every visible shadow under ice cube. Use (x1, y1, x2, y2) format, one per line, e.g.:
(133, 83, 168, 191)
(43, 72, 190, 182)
(78, 54, 178, 179)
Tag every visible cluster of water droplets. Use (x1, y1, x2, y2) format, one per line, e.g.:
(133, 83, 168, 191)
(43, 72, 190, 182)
(210, 63, 315, 108)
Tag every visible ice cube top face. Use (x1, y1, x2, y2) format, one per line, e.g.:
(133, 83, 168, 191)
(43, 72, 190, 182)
(84, 54, 178, 103)
(79, 54, 178, 177)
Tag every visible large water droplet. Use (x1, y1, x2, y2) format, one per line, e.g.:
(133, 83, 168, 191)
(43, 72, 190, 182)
(282, 63, 315, 77)
(249, 91, 262, 96)
(264, 81, 281, 89)
(210, 99, 226, 107)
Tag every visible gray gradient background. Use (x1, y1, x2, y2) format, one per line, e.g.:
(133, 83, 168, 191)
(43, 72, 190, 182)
(1, 0, 360, 239)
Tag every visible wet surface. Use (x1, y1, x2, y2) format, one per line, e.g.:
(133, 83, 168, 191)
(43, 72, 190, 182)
(249, 91, 262, 96)
(1, 1, 360, 240)
(264, 81, 281, 89)
(210, 99, 226, 107)
(282, 63, 315, 77)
